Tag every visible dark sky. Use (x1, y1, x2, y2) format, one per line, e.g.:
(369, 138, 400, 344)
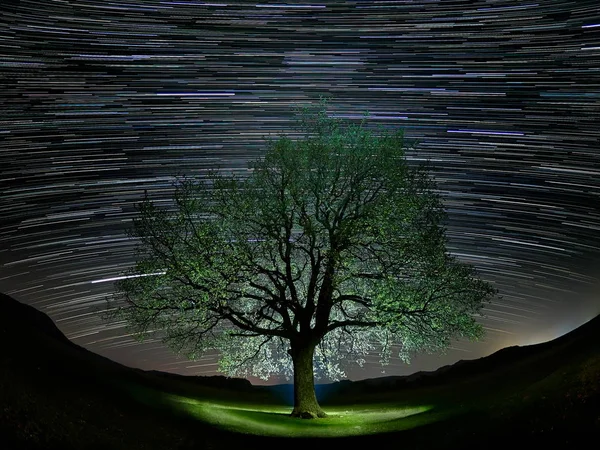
(1, 0, 599, 384)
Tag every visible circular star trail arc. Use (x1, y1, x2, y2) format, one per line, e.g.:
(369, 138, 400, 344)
(1, 0, 599, 382)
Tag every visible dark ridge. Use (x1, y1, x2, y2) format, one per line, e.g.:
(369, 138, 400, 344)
(0, 292, 74, 347)
(146, 370, 255, 392)
(0, 291, 150, 391)
(0, 292, 262, 394)
(0, 292, 226, 450)
(322, 312, 600, 394)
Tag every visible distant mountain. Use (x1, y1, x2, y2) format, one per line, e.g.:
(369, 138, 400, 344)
(322, 311, 600, 395)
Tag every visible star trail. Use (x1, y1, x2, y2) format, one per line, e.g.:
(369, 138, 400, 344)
(1, 0, 599, 382)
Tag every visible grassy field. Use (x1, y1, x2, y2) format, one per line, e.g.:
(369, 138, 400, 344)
(110, 337, 599, 445)
(141, 389, 437, 437)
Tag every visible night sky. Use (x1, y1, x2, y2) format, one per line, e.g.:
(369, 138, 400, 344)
(1, 0, 599, 384)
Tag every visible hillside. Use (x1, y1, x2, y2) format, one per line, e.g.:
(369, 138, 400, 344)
(0, 293, 266, 450)
(1, 292, 598, 449)
(323, 311, 600, 396)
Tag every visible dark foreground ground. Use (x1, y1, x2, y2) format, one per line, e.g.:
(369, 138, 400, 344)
(1, 292, 598, 450)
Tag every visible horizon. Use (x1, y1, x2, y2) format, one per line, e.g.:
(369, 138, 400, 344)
(3, 289, 598, 389)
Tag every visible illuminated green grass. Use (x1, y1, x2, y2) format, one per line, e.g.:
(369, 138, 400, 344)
(162, 394, 440, 437)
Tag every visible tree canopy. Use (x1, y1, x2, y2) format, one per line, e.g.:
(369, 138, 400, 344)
(109, 101, 496, 417)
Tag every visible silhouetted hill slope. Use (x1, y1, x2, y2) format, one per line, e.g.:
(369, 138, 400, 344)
(0, 293, 196, 450)
(0, 292, 258, 393)
(0, 292, 133, 379)
(0, 292, 74, 346)
(0, 293, 264, 450)
(322, 312, 600, 396)
(146, 370, 254, 392)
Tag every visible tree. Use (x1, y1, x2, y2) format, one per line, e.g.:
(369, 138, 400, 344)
(109, 101, 496, 419)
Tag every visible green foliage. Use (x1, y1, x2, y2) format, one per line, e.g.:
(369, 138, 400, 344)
(110, 99, 496, 381)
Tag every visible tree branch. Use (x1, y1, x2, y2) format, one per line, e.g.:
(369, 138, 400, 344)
(326, 319, 379, 332)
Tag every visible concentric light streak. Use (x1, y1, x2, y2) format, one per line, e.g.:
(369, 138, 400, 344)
(1, 0, 599, 382)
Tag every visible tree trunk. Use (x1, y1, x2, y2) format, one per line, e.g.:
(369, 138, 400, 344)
(290, 343, 326, 418)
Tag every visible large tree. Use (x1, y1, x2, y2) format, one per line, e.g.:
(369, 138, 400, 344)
(110, 102, 496, 418)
